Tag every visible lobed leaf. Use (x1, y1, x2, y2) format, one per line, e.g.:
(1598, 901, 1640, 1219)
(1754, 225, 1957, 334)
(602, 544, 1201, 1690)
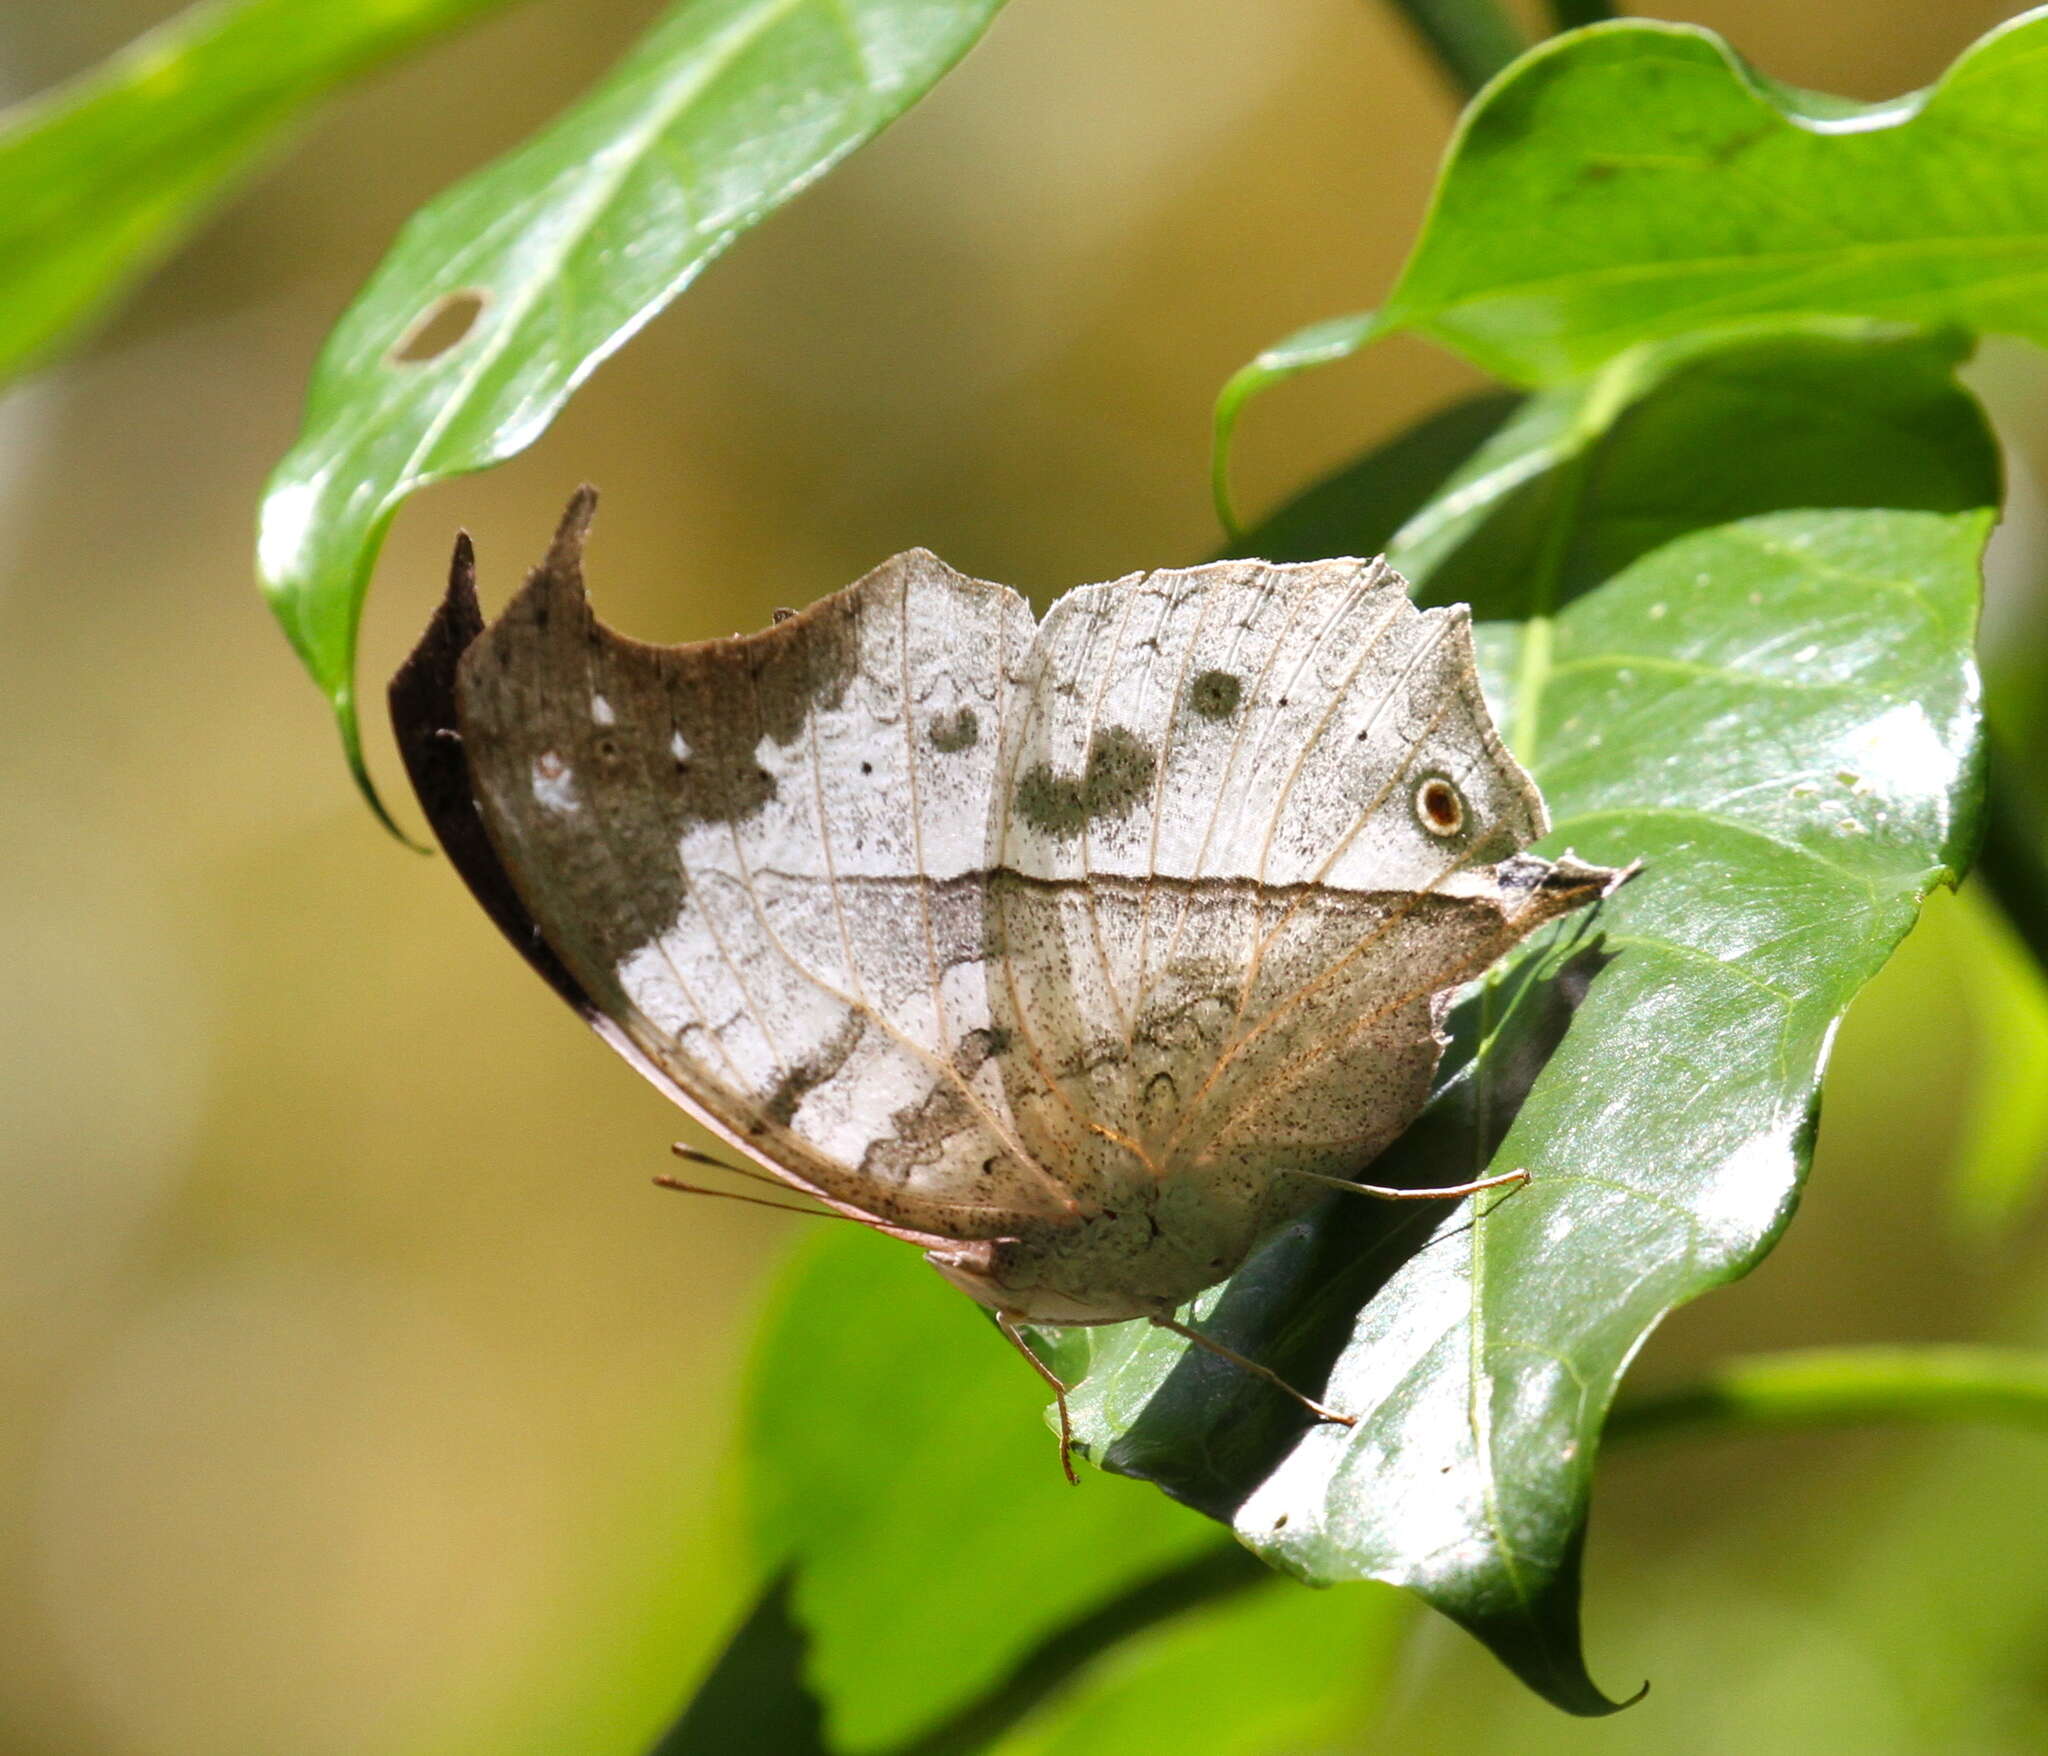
(1216, 6, 2048, 522)
(258, 0, 1007, 827)
(0, 0, 517, 390)
(1063, 328, 1996, 1712)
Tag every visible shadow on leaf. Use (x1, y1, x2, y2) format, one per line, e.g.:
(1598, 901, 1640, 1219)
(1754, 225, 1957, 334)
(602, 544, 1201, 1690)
(1097, 930, 1623, 1521)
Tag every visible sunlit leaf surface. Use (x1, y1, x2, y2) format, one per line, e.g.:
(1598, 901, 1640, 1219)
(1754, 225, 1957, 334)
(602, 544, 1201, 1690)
(1215, 7, 2048, 508)
(1064, 330, 1995, 1712)
(259, 0, 1006, 821)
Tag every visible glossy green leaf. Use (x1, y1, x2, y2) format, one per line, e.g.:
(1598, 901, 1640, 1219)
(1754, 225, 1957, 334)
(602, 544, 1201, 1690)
(1063, 329, 1996, 1713)
(1215, 6, 2048, 522)
(0, 0, 515, 389)
(742, 1228, 1215, 1753)
(258, 0, 1006, 827)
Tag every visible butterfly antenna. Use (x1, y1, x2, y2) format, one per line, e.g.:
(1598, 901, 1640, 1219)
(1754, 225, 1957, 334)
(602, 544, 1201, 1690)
(671, 1141, 808, 1193)
(651, 1173, 854, 1219)
(1284, 1166, 1529, 1202)
(1151, 1316, 1356, 1428)
(996, 1312, 1080, 1486)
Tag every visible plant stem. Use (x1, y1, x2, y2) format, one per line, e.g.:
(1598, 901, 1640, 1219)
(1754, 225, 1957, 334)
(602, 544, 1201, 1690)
(1378, 0, 1527, 99)
(1544, 0, 1616, 30)
(1978, 749, 2048, 978)
(1606, 1346, 2048, 1444)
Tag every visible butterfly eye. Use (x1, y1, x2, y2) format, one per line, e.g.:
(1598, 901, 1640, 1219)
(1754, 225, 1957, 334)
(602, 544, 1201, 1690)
(1414, 776, 1465, 838)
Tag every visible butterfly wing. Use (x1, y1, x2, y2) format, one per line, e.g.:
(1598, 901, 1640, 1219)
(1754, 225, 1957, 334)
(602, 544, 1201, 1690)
(413, 494, 1085, 1241)
(988, 558, 1613, 1222)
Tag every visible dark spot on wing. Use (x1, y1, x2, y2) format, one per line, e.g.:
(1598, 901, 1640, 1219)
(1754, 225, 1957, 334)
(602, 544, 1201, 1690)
(1016, 724, 1156, 838)
(930, 706, 979, 752)
(647, 586, 858, 833)
(1189, 670, 1241, 720)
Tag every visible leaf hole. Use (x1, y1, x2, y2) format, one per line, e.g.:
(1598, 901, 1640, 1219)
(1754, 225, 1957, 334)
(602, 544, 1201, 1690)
(390, 288, 488, 364)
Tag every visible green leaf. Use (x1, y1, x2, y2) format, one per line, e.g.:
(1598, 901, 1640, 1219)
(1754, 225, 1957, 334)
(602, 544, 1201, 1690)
(1946, 885, 2048, 1238)
(1210, 310, 1386, 536)
(1609, 1346, 2048, 1444)
(1378, 9, 2048, 382)
(258, 0, 1006, 829)
(742, 1229, 1215, 1753)
(1214, 6, 2048, 517)
(1063, 328, 1996, 1713)
(0, 0, 516, 389)
(988, 1572, 1409, 1756)
(1219, 387, 1518, 562)
(648, 1577, 830, 1756)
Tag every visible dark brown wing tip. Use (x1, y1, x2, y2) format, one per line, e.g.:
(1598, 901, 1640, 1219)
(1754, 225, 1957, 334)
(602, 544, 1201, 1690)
(384, 514, 607, 1025)
(389, 530, 486, 737)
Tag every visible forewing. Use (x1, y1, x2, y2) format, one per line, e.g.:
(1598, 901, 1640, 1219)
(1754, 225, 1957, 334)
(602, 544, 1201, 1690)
(448, 496, 1075, 1237)
(989, 558, 1591, 1191)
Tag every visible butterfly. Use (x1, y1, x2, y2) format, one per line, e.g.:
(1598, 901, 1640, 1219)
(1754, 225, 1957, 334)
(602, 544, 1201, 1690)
(391, 489, 1626, 1480)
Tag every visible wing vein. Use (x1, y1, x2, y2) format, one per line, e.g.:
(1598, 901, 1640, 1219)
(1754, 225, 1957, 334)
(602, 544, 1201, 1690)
(1131, 575, 1228, 1057)
(1230, 593, 1420, 1029)
(1138, 573, 1327, 1036)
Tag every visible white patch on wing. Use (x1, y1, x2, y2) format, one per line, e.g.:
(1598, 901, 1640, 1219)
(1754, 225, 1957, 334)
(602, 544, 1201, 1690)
(591, 693, 616, 726)
(530, 751, 579, 814)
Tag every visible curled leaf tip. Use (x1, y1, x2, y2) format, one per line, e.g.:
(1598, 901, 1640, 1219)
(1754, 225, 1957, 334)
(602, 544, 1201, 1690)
(343, 697, 432, 853)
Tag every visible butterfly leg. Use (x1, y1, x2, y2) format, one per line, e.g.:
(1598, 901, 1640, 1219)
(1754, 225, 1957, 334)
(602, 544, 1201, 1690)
(1151, 1316, 1356, 1428)
(1285, 1166, 1530, 1202)
(996, 1312, 1080, 1487)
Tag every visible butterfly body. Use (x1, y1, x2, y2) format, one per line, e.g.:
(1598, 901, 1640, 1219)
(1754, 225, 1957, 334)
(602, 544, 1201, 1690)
(392, 491, 1621, 1334)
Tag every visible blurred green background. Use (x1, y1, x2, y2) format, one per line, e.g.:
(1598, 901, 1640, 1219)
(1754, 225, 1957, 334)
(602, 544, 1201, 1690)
(7, 2, 2048, 1751)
